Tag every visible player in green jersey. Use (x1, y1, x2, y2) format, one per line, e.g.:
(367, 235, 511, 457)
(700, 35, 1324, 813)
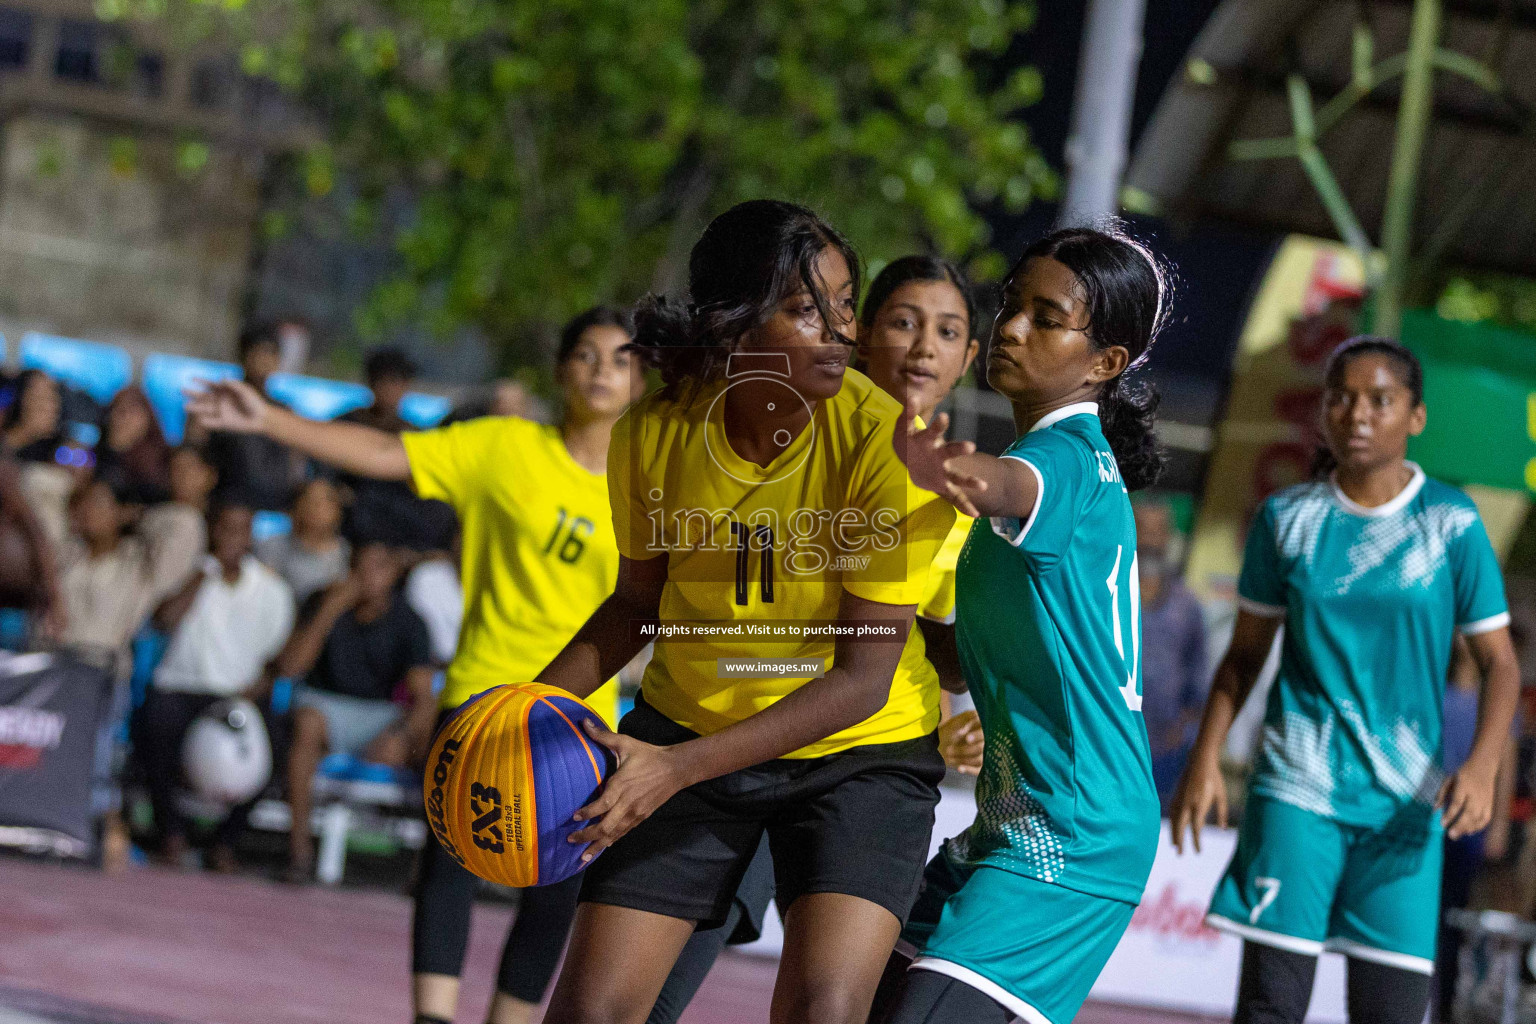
(874, 226, 1170, 1024)
(1171, 337, 1520, 1024)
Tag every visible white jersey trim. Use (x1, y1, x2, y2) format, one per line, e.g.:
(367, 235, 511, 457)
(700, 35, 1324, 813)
(910, 957, 1053, 1024)
(993, 455, 1044, 548)
(1237, 596, 1287, 619)
(1205, 914, 1325, 956)
(1328, 462, 1425, 518)
(1029, 401, 1099, 433)
(1324, 937, 1434, 975)
(1460, 611, 1511, 636)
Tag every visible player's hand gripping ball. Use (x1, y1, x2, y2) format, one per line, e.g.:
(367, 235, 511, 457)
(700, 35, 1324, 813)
(424, 683, 615, 887)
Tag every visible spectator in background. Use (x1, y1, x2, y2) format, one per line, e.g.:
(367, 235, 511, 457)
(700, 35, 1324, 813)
(3, 369, 67, 464)
(341, 347, 456, 551)
(344, 347, 417, 432)
(207, 326, 308, 511)
(59, 475, 194, 674)
(255, 477, 350, 606)
(406, 536, 463, 668)
(135, 500, 294, 871)
(276, 542, 436, 880)
(60, 473, 201, 871)
(1135, 497, 1210, 809)
(96, 386, 171, 504)
(1436, 632, 1519, 1021)
(138, 445, 217, 597)
(0, 446, 61, 637)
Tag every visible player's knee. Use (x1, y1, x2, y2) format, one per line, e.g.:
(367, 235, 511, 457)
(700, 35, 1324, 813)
(771, 980, 870, 1024)
(542, 993, 644, 1024)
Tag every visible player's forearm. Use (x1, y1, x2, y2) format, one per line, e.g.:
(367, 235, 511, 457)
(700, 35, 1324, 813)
(264, 405, 411, 482)
(1467, 651, 1521, 778)
(537, 592, 653, 699)
(667, 662, 896, 786)
(1188, 668, 1244, 766)
(942, 451, 1031, 519)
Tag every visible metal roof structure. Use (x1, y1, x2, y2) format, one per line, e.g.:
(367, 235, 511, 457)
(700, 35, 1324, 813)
(1126, 0, 1536, 279)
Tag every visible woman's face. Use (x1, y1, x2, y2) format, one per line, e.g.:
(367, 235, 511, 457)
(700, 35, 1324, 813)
(742, 246, 857, 402)
(859, 278, 977, 419)
(986, 256, 1126, 407)
(559, 325, 642, 421)
(17, 374, 61, 434)
(1319, 353, 1425, 474)
(107, 392, 152, 449)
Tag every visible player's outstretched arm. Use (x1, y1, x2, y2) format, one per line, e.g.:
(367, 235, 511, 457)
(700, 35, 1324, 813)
(565, 588, 916, 861)
(186, 378, 411, 482)
(895, 399, 1035, 521)
(1169, 610, 1282, 854)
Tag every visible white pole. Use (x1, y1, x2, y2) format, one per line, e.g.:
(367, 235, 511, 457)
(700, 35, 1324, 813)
(1058, 0, 1148, 228)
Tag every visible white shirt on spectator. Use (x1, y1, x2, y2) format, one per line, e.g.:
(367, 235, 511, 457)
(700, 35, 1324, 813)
(154, 555, 295, 696)
(405, 556, 463, 665)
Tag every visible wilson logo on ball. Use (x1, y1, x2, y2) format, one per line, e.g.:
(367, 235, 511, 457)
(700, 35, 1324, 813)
(423, 682, 614, 887)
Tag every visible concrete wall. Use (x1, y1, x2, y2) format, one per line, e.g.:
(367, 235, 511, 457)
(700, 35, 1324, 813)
(0, 113, 262, 361)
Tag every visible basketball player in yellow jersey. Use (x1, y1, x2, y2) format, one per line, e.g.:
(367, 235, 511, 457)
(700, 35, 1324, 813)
(642, 252, 987, 1024)
(187, 307, 642, 1024)
(531, 200, 956, 1024)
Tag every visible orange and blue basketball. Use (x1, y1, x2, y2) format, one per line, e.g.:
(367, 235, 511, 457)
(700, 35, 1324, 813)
(424, 683, 614, 887)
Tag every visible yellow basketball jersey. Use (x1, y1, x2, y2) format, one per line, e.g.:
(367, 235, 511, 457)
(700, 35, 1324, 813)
(404, 416, 620, 720)
(609, 367, 955, 757)
(918, 513, 974, 624)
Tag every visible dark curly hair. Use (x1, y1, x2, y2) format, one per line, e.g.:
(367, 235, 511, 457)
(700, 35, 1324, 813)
(628, 199, 861, 399)
(1010, 226, 1170, 492)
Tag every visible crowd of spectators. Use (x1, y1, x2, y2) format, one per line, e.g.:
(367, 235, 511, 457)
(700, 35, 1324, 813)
(0, 324, 465, 877)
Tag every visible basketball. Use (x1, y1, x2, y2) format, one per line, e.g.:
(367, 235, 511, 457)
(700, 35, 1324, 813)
(423, 682, 615, 887)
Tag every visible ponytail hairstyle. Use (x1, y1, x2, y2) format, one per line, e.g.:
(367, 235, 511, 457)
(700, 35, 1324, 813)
(860, 255, 978, 340)
(1011, 226, 1170, 491)
(630, 200, 862, 399)
(1309, 335, 1425, 477)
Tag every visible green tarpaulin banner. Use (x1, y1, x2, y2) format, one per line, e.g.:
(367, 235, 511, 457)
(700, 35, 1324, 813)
(1401, 308, 1536, 492)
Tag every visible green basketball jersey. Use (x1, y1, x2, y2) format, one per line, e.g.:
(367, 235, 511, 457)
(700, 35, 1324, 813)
(947, 403, 1160, 905)
(1238, 466, 1508, 831)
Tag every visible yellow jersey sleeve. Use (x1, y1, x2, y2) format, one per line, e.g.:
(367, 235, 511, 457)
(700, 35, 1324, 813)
(606, 406, 655, 561)
(840, 416, 956, 607)
(402, 417, 511, 509)
(918, 514, 973, 624)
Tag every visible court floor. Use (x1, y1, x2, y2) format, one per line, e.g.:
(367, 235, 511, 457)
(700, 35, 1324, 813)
(0, 857, 1214, 1024)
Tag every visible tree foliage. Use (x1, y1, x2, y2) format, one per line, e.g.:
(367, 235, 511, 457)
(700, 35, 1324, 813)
(110, 0, 1052, 358)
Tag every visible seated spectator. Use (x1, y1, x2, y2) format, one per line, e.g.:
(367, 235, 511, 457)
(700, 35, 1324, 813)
(206, 326, 308, 511)
(2, 369, 67, 464)
(138, 445, 218, 597)
(0, 445, 61, 635)
(340, 347, 456, 550)
(60, 472, 201, 871)
(406, 540, 463, 667)
(1134, 497, 1209, 809)
(276, 542, 435, 880)
(95, 386, 171, 504)
(135, 500, 294, 871)
(343, 347, 417, 432)
(255, 477, 350, 605)
(59, 475, 193, 674)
